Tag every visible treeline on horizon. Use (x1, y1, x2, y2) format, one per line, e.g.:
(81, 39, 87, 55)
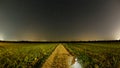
(0, 40, 120, 43)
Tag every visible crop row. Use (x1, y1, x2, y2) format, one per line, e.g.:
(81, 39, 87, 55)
(64, 43, 120, 68)
(0, 43, 57, 68)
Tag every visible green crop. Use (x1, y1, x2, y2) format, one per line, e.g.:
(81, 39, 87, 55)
(64, 43, 120, 68)
(0, 43, 57, 68)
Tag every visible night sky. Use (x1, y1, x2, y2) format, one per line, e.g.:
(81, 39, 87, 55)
(0, 0, 120, 41)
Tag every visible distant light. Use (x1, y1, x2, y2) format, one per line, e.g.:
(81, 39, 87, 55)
(116, 35, 120, 40)
(0, 36, 4, 41)
(112, 28, 120, 40)
(113, 31, 119, 40)
(114, 33, 120, 40)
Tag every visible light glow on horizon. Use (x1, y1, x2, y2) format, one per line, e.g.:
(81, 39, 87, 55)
(0, 35, 4, 40)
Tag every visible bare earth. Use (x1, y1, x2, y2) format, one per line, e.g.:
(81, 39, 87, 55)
(42, 44, 74, 68)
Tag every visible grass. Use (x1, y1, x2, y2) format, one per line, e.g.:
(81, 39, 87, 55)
(0, 43, 57, 68)
(1, 42, 120, 68)
(64, 43, 120, 68)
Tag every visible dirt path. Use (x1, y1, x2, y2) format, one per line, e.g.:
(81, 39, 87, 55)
(42, 44, 74, 68)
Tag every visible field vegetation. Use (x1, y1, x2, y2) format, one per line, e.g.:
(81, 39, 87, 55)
(0, 43, 57, 68)
(0, 42, 120, 68)
(64, 42, 120, 68)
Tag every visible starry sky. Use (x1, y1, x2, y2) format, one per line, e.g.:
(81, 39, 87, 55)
(0, 0, 120, 41)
